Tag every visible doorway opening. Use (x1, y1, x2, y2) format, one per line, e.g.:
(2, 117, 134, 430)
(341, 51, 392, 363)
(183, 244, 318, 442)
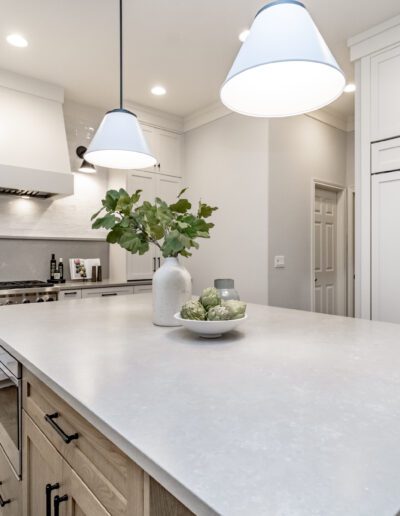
(311, 180, 353, 316)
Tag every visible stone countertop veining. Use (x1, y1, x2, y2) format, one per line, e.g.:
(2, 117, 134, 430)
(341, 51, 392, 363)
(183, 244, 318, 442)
(59, 278, 151, 290)
(0, 296, 400, 515)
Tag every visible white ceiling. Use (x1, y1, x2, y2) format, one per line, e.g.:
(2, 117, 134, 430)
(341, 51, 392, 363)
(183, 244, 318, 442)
(0, 0, 400, 120)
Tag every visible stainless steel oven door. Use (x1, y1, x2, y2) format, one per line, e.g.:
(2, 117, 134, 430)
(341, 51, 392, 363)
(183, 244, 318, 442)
(0, 350, 21, 477)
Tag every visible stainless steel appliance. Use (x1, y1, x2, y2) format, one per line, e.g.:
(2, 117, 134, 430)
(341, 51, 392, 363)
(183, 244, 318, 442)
(0, 280, 59, 306)
(0, 346, 22, 477)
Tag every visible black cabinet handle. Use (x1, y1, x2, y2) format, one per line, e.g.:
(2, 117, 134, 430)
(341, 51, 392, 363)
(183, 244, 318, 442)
(45, 413, 78, 444)
(157, 163, 161, 169)
(46, 483, 59, 516)
(54, 494, 68, 516)
(153, 257, 156, 272)
(101, 292, 118, 297)
(158, 257, 161, 268)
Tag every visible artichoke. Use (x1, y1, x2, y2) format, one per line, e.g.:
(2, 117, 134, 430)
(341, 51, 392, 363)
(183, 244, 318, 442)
(222, 300, 247, 319)
(207, 305, 231, 321)
(180, 299, 207, 320)
(200, 287, 221, 310)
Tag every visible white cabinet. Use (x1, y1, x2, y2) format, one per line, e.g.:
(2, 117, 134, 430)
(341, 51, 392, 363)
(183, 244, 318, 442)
(371, 137, 400, 173)
(371, 171, 400, 323)
(371, 45, 400, 141)
(133, 285, 152, 294)
(139, 125, 182, 177)
(81, 286, 134, 299)
(126, 171, 181, 281)
(58, 289, 82, 301)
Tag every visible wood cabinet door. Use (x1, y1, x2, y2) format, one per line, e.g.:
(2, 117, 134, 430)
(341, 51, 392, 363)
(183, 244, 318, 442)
(22, 411, 65, 516)
(126, 171, 157, 280)
(0, 443, 21, 516)
(63, 465, 110, 516)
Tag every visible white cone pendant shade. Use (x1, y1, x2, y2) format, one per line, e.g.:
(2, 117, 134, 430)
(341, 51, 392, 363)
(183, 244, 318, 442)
(220, 0, 345, 117)
(85, 109, 157, 169)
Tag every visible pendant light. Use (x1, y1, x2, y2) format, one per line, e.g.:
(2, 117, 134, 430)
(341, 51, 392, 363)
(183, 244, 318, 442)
(85, 0, 157, 169)
(220, 0, 345, 118)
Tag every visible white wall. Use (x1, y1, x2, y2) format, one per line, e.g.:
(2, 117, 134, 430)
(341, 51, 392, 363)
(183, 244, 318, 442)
(0, 100, 108, 239)
(183, 113, 269, 304)
(346, 130, 355, 188)
(268, 115, 348, 311)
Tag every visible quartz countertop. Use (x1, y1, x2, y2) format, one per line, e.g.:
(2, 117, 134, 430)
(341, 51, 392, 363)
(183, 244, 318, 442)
(59, 278, 151, 290)
(1, 296, 400, 515)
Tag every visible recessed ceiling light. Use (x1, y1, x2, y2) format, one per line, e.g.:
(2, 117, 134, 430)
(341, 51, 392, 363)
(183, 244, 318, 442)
(239, 30, 250, 43)
(151, 85, 167, 96)
(6, 34, 28, 48)
(344, 83, 356, 93)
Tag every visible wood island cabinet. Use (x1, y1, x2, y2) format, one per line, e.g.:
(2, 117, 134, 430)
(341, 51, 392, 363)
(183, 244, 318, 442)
(0, 443, 21, 516)
(21, 369, 193, 516)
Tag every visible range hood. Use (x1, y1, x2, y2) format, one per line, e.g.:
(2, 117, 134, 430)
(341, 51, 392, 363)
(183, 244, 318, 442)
(0, 70, 74, 198)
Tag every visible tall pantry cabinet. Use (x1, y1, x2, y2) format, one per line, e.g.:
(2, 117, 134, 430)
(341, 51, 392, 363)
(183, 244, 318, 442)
(349, 16, 400, 323)
(108, 123, 183, 282)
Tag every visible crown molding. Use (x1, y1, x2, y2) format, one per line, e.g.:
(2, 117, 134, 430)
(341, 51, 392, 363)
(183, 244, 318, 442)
(184, 101, 351, 133)
(125, 100, 184, 133)
(348, 14, 400, 61)
(183, 101, 232, 132)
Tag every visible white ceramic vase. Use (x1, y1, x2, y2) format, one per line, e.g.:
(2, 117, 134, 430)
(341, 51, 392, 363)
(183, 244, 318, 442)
(152, 257, 192, 326)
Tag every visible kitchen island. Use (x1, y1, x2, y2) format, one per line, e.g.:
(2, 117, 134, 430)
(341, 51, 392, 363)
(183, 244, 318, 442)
(1, 294, 400, 515)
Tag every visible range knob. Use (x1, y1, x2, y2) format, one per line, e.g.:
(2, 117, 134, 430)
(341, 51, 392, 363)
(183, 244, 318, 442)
(4, 299, 14, 305)
(45, 297, 55, 302)
(22, 298, 31, 304)
(36, 298, 44, 303)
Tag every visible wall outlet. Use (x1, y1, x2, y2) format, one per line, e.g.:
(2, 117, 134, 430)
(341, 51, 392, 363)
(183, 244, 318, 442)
(274, 255, 285, 268)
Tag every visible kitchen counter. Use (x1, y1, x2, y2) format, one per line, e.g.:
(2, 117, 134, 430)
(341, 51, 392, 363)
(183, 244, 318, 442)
(59, 278, 151, 290)
(0, 296, 400, 515)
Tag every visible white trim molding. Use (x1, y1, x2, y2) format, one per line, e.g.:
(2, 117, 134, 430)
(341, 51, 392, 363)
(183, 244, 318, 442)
(348, 14, 400, 61)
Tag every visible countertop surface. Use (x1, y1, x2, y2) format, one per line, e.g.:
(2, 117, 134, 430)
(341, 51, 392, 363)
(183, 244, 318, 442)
(59, 278, 152, 290)
(1, 296, 400, 515)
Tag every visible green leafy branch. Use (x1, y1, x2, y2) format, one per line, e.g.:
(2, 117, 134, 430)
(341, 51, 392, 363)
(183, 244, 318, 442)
(91, 187, 218, 258)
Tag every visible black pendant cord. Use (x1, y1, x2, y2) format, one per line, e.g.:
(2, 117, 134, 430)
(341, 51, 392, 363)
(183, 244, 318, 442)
(119, 0, 123, 109)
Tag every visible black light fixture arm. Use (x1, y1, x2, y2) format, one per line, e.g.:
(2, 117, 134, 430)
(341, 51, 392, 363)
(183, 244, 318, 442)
(119, 0, 123, 110)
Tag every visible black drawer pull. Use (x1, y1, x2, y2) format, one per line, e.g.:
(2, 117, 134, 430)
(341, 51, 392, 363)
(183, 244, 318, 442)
(46, 483, 59, 516)
(54, 494, 68, 516)
(101, 292, 118, 296)
(0, 484, 10, 507)
(45, 412, 79, 443)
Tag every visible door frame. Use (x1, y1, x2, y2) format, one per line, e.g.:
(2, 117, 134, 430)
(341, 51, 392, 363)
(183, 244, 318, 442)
(310, 179, 348, 315)
(347, 188, 355, 317)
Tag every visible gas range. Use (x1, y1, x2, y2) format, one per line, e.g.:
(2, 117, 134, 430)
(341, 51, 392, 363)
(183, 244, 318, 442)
(0, 280, 60, 305)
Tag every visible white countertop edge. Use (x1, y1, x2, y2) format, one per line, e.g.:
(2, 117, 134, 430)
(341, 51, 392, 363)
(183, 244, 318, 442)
(59, 280, 152, 290)
(0, 338, 216, 516)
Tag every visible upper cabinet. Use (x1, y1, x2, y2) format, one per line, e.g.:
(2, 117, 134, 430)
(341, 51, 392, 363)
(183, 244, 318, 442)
(371, 45, 400, 141)
(140, 125, 182, 177)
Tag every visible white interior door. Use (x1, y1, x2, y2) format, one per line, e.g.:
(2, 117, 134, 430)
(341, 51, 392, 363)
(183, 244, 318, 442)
(126, 171, 157, 279)
(314, 188, 338, 314)
(372, 171, 400, 323)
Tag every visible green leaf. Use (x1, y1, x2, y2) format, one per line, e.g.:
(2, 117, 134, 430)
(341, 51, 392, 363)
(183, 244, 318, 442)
(91, 207, 105, 221)
(198, 202, 218, 218)
(92, 214, 117, 230)
(131, 190, 142, 204)
(102, 190, 120, 211)
(177, 187, 188, 198)
(169, 198, 191, 213)
(149, 224, 165, 240)
(106, 227, 124, 244)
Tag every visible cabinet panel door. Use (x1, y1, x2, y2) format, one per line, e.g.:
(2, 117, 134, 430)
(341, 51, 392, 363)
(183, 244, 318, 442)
(58, 290, 82, 301)
(371, 171, 400, 323)
(140, 125, 158, 172)
(371, 45, 400, 141)
(126, 172, 157, 280)
(64, 466, 110, 516)
(81, 287, 134, 299)
(0, 444, 21, 516)
(22, 412, 64, 516)
(157, 131, 181, 177)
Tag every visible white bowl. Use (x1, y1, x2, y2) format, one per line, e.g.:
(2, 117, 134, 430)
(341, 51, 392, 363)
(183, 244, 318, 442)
(174, 313, 248, 338)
